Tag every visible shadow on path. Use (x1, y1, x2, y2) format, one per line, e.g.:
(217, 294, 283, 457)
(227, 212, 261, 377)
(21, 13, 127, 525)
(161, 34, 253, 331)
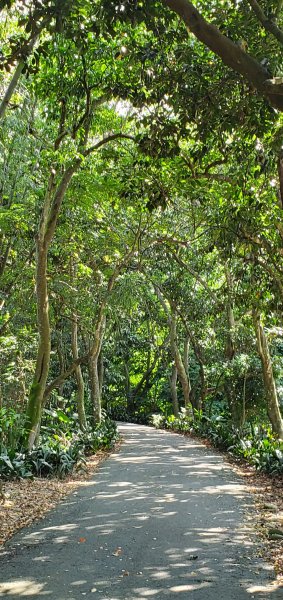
(0, 423, 281, 599)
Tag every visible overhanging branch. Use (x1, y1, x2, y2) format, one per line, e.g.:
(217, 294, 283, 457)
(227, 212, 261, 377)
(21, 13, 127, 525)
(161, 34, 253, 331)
(162, 0, 283, 110)
(247, 0, 283, 46)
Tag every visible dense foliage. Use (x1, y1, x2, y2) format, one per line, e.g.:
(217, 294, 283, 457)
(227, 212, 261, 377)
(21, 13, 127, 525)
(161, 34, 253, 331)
(0, 407, 118, 479)
(1, 1, 283, 479)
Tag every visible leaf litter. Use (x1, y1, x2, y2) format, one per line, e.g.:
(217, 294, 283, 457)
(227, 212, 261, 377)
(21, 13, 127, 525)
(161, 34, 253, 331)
(0, 444, 121, 548)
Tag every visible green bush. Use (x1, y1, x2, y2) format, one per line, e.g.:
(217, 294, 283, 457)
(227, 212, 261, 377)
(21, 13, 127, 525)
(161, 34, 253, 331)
(0, 448, 32, 480)
(75, 418, 119, 454)
(233, 430, 283, 475)
(0, 408, 26, 452)
(150, 414, 165, 428)
(106, 404, 131, 422)
(27, 440, 82, 478)
(0, 418, 119, 481)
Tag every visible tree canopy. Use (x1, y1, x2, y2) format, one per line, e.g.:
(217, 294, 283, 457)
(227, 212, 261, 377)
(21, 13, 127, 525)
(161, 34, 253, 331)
(0, 0, 283, 478)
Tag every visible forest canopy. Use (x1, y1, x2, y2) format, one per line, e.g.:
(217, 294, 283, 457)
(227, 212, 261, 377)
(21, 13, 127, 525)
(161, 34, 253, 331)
(0, 0, 283, 477)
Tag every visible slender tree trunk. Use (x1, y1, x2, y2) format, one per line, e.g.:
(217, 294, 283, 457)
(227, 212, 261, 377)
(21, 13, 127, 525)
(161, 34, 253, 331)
(57, 346, 65, 389)
(0, 60, 25, 120)
(25, 242, 50, 448)
(170, 312, 191, 410)
(224, 266, 245, 429)
(177, 312, 207, 410)
(170, 364, 179, 417)
(183, 334, 190, 376)
(25, 127, 126, 445)
(124, 360, 134, 412)
(88, 354, 101, 424)
(98, 350, 104, 396)
(154, 285, 191, 413)
(71, 314, 87, 431)
(25, 164, 78, 449)
(54, 317, 65, 404)
(88, 314, 106, 424)
(253, 310, 283, 439)
(40, 228, 140, 416)
(0, 18, 52, 120)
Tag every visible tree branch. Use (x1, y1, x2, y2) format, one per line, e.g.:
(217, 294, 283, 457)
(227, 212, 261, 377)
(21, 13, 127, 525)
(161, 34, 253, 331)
(162, 0, 283, 110)
(247, 0, 283, 46)
(167, 247, 218, 301)
(43, 354, 89, 401)
(84, 133, 135, 157)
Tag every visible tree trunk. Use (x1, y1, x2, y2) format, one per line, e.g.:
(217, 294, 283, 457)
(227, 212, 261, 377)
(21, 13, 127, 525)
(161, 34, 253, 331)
(40, 226, 140, 420)
(170, 364, 179, 417)
(88, 313, 106, 424)
(154, 285, 191, 413)
(124, 360, 134, 412)
(25, 165, 79, 449)
(88, 354, 101, 424)
(25, 242, 50, 449)
(162, 0, 283, 111)
(183, 334, 190, 376)
(98, 350, 104, 398)
(178, 314, 207, 410)
(224, 266, 245, 429)
(170, 312, 191, 411)
(253, 310, 283, 439)
(71, 314, 87, 431)
(0, 60, 25, 120)
(56, 330, 65, 404)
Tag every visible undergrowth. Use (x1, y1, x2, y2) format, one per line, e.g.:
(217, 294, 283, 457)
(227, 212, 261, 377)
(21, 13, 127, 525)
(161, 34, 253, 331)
(0, 410, 119, 480)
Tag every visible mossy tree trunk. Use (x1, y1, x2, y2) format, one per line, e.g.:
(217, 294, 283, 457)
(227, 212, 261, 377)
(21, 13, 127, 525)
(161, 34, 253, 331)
(88, 354, 102, 425)
(71, 314, 87, 431)
(30, 216, 140, 435)
(88, 314, 106, 425)
(25, 164, 78, 449)
(170, 364, 179, 417)
(253, 310, 283, 439)
(169, 312, 191, 411)
(224, 265, 245, 429)
(26, 242, 51, 448)
(154, 285, 191, 413)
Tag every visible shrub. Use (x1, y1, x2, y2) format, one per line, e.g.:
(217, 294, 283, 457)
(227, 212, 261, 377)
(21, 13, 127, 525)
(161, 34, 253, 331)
(27, 440, 82, 478)
(150, 414, 165, 428)
(75, 418, 119, 454)
(0, 448, 32, 480)
(0, 408, 26, 452)
(0, 418, 119, 480)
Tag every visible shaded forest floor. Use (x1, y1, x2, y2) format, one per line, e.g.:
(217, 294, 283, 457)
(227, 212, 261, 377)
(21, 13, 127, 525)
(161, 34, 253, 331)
(232, 461, 283, 581)
(0, 432, 282, 585)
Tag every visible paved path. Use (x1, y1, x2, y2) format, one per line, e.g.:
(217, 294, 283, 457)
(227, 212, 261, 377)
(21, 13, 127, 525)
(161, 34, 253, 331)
(0, 424, 281, 599)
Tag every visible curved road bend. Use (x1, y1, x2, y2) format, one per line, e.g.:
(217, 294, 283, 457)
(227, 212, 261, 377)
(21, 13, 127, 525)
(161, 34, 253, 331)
(0, 423, 281, 599)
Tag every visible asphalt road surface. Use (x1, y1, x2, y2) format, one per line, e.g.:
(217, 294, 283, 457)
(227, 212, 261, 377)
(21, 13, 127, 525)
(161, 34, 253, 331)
(0, 423, 281, 599)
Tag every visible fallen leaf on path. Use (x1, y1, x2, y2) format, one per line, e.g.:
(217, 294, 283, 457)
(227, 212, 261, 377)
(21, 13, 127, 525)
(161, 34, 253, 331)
(79, 537, 86, 543)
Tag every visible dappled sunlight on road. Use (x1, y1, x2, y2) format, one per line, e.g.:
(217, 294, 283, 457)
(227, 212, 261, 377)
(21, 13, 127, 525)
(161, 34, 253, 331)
(0, 424, 281, 599)
(0, 580, 46, 596)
